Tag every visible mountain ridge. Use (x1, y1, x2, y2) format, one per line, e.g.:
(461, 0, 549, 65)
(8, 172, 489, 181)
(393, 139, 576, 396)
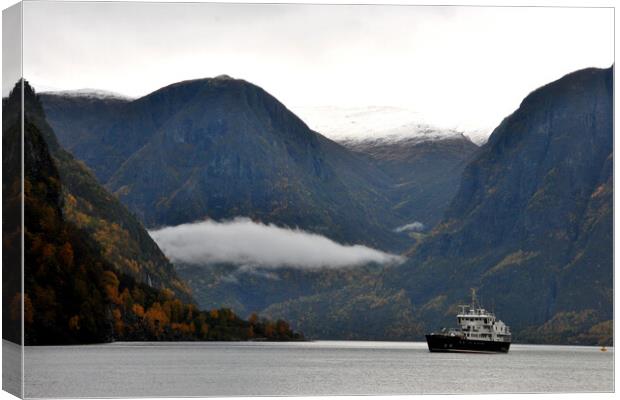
(5, 80, 303, 344)
(37, 67, 613, 345)
(26, 81, 193, 301)
(222, 66, 612, 345)
(384, 66, 613, 343)
(42, 76, 411, 251)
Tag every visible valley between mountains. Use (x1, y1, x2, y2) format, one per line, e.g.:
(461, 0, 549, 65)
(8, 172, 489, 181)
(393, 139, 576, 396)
(34, 66, 612, 345)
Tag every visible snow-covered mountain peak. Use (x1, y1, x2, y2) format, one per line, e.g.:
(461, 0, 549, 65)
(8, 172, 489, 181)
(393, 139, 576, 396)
(41, 88, 134, 101)
(292, 105, 489, 145)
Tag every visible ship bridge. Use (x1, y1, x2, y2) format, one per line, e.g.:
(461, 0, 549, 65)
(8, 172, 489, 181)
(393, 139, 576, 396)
(455, 291, 511, 342)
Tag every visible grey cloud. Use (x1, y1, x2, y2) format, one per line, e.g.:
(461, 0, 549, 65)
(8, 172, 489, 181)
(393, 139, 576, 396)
(394, 221, 425, 233)
(149, 218, 405, 270)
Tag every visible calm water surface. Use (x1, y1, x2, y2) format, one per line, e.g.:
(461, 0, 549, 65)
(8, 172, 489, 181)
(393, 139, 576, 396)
(23, 341, 613, 398)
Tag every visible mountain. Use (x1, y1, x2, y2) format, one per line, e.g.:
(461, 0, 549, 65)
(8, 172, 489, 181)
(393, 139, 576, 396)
(41, 76, 410, 251)
(39, 91, 133, 181)
(3, 83, 29, 343)
(38, 67, 613, 345)
(30, 85, 192, 301)
(42, 92, 480, 240)
(379, 66, 613, 345)
(174, 261, 424, 340)
(4, 81, 301, 344)
(249, 67, 613, 344)
(340, 134, 479, 229)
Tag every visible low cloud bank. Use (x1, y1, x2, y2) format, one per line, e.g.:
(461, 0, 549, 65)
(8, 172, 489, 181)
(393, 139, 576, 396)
(394, 221, 425, 233)
(149, 218, 405, 270)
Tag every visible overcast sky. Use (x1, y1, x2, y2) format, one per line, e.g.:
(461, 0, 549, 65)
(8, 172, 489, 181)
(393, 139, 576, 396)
(20, 2, 613, 135)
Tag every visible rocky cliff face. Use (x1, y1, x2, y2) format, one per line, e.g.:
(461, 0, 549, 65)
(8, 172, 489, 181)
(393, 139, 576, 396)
(38, 92, 131, 181)
(341, 135, 479, 229)
(384, 67, 613, 343)
(38, 67, 613, 345)
(10, 81, 301, 344)
(26, 82, 193, 301)
(42, 77, 409, 251)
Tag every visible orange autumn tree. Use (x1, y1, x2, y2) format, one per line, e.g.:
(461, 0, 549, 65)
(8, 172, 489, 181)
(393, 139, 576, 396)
(101, 271, 121, 305)
(144, 302, 170, 337)
(132, 304, 145, 318)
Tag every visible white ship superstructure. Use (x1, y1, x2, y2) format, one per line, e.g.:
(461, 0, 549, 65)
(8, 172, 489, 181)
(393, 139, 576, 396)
(456, 297, 511, 342)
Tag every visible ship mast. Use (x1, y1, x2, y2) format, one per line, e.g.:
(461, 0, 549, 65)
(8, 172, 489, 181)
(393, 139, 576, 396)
(471, 288, 477, 311)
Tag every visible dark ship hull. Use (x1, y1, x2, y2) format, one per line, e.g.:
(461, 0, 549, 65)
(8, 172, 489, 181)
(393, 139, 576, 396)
(425, 334, 510, 354)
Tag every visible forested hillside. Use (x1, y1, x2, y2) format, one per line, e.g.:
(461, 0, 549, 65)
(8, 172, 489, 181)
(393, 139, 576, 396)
(3, 81, 302, 344)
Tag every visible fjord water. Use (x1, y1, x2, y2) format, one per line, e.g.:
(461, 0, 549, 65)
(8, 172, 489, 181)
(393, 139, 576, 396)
(24, 341, 612, 397)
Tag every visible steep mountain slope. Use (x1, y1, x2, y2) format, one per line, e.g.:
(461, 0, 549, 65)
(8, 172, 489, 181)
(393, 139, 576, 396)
(38, 67, 612, 345)
(42, 76, 408, 251)
(251, 67, 613, 344)
(39, 91, 131, 181)
(27, 83, 192, 300)
(21, 96, 114, 344)
(341, 135, 479, 229)
(3, 84, 26, 343)
(6, 81, 301, 344)
(382, 66, 613, 344)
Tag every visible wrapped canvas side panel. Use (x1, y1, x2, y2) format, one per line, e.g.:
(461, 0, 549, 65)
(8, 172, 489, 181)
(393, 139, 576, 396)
(2, 2, 24, 398)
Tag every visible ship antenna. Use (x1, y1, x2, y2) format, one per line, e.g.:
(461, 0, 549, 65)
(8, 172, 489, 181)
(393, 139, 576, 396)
(471, 288, 476, 310)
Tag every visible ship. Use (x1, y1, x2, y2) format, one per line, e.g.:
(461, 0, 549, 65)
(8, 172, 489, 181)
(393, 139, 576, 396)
(425, 290, 511, 353)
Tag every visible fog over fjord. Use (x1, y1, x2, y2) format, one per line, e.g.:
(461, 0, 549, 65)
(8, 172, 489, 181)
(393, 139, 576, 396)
(149, 218, 404, 270)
